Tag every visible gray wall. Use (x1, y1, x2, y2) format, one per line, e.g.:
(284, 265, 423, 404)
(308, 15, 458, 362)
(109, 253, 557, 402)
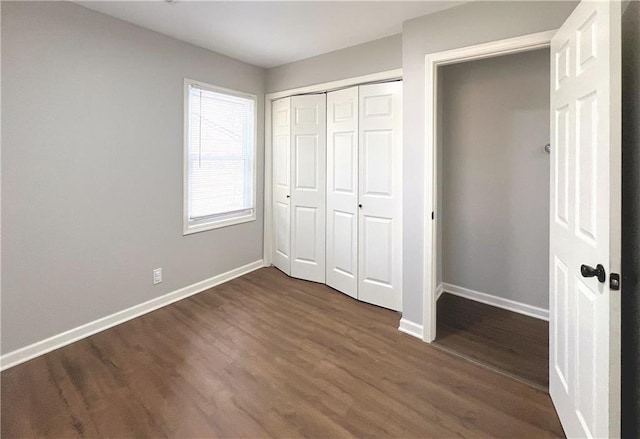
(266, 34, 402, 92)
(401, 0, 578, 324)
(621, 1, 640, 436)
(439, 49, 550, 309)
(1, 2, 265, 354)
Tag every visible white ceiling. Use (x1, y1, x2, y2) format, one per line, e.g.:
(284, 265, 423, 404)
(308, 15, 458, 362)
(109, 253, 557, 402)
(77, 1, 464, 68)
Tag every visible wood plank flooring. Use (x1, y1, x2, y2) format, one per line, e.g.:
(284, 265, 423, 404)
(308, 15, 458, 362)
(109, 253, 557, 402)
(1, 268, 564, 438)
(435, 293, 549, 389)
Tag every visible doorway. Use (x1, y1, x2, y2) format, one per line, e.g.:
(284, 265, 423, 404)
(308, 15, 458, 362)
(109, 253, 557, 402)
(432, 48, 551, 389)
(422, 4, 623, 434)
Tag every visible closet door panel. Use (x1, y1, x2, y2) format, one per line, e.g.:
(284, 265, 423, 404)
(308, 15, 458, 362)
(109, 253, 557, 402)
(290, 94, 326, 283)
(294, 206, 319, 261)
(332, 211, 356, 271)
(363, 131, 393, 196)
(358, 82, 402, 311)
(326, 87, 358, 298)
(295, 135, 319, 189)
(272, 98, 291, 275)
(362, 215, 393, 286)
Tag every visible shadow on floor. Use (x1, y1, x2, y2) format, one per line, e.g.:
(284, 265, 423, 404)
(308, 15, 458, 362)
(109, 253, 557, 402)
(434, 292, 549, 390)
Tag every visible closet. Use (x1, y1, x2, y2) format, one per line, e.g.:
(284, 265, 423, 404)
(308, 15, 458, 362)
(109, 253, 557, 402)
(272, 82, 403, 312)
(433, 49, 550, 388)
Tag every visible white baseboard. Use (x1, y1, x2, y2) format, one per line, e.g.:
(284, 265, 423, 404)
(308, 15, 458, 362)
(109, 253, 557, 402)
(398, 318, 424, 339)
(0, 259, 266, 371)
(436, 283, 445, 300)
(441, 282, 549, 321)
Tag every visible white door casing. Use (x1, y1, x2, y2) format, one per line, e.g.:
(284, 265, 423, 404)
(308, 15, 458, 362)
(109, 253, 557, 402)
(422, 31, 555, 342)
(290, 94, 327, 283)
(358, 82, 403, 311)
(272, 97, 291, 275)
(549, 1, 621, 438)
(326, 87, 359, 298)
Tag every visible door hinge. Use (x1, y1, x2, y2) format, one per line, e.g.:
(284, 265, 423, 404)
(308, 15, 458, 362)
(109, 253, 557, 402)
(610, 273, 620, 291)
(431, 211, 434, 220)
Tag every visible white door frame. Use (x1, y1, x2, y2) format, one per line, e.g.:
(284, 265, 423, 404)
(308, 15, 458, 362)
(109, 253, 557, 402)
(422, 30, 556, 343)
(264, 69, 403, 266)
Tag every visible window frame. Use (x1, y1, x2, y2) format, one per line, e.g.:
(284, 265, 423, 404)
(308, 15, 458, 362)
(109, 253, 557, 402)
(183, 78, 258, 235)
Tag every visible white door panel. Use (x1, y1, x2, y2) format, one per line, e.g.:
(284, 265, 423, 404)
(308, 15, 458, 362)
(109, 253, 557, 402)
(294, 206, 319, 261)
(272, 98, 291, 275)
(358, 82, 402, 311)
(290, 94, 326, 283)
(332, 211, 357, 272)
(326, 87, 359, 298)
(363, 131, 393, 196)
(549, 1, 621, 437)
(295, 135, 319, 189)
(362, 215, 393, 284)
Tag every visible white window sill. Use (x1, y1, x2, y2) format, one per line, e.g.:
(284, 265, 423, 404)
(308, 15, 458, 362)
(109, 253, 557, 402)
(183, 213, 256, 235)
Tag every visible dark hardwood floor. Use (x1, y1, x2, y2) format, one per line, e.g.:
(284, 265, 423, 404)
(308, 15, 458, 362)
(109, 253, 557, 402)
(435, 293, 549, 390)
(1, 268, 563, 438)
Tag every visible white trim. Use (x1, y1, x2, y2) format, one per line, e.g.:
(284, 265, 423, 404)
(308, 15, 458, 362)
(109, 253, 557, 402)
(183, 211, 256, 236)
(263, 90, 274, 266)
(436, 283, 444, 300)
(0, 259, 266, 371)
(422, 30, 555, 342)
(267, 69, 403, 101)
(441, 283, 549, 321)
(0, 2, 3, 356)
(263, 69, 403, 265)
(398, 318, 424, 339)
(183, 78, 258, 235)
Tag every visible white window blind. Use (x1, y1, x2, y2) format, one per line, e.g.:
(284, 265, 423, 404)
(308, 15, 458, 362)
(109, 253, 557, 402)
(186, 83, 255, 230)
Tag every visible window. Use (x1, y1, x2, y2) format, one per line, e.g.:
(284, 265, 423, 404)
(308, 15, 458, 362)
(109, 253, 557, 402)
(184, 79, 256, 234)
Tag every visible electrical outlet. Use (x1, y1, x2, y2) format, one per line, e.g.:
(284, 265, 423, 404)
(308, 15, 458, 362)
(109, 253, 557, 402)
(153, 268, 162, 285)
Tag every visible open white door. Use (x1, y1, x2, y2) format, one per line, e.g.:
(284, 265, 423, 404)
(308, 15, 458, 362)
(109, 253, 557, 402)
(358, 82, 403, 311)
(549, 1, 621, 437)
(326, 87, 359, 298)
(272, 97, 291, 275)
(290, 94, 327, 283)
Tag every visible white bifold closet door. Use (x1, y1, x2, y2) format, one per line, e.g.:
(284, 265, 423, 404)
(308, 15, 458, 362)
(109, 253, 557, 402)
(290, 94, 327, 283)
(326, 82, 402, 311)
(358, 82, 403, 311)
(272, 95, 327, 282)
(326, 87, 359, 298)
(272, 97, 291, 275)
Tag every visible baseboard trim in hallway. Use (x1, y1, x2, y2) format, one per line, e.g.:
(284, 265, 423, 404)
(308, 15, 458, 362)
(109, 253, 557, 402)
(441, 282, 549, 321)
(0, 259, 266, 371)
(398, 318, 424, 339)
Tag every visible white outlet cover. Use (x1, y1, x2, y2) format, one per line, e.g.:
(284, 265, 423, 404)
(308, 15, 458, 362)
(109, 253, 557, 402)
(153, 268, 162, 284)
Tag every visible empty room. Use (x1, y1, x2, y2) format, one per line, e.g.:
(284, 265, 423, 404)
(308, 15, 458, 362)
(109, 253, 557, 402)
(2, 1, 639, 438)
